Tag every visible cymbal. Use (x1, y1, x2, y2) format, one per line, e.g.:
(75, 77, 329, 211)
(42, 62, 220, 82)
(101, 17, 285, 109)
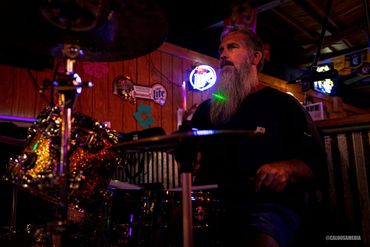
(0, 0, 168, 62)
(111, 129, 262, 153)
(167, 184, 218, 192)
(109, 180, 143, 190)
(0, 135, 27, 147)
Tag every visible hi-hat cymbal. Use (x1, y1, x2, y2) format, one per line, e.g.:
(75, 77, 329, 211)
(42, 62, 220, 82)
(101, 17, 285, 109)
(0, 135, 27, 147)
(168, 184, 218, 192)
(0, 0, 168, 62)
(109, 180, 143, 190)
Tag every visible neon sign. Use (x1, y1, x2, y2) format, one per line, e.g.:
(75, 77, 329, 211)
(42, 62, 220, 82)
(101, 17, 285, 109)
(189, 65, 217, 91)
(313, 64, 336, 95)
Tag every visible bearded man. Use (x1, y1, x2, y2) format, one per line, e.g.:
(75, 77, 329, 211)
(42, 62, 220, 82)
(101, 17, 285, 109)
(183, 26, 326, 247)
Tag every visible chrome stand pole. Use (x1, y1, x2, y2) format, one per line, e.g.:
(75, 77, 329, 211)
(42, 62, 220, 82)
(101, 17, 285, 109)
(176, 146, 196, 247)
(9, 185, 18, 235)
(181, 172, 193, 247)
(0, 184, 19, 241)
(52, 95, 72, 247)
(52, 44, 86, 247)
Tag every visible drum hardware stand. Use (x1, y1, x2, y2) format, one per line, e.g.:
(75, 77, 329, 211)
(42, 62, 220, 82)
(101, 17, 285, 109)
(0, 184, 19, 240)
(175, 144, 197, 247)
(52, 44, 92, 247)
(9, 185, 18, 235)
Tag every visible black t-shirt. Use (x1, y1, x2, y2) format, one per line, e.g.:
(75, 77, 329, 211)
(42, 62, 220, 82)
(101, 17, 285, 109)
(189, 86, 326, 212)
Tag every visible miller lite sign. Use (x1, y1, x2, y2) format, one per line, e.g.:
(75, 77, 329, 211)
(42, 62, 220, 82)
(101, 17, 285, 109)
(189, 65, 217, 91)
(133, 83, 167, 106)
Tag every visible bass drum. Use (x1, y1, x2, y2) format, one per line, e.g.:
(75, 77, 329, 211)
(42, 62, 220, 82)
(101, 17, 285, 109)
(5, 106, 122, 212)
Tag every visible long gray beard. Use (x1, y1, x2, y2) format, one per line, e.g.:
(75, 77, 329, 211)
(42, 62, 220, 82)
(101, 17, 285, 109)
(210, 63, 256, 125)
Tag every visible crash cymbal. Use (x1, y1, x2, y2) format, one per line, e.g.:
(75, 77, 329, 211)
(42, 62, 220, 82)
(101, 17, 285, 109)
(0, 0, 168, 62)
(111, 129, 262, 153)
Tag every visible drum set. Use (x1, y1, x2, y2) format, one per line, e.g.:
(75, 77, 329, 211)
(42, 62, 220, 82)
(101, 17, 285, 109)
(1, 110, 255, 247)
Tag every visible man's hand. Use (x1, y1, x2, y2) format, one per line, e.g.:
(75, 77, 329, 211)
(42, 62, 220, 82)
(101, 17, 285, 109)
(254, 160, 314, 192)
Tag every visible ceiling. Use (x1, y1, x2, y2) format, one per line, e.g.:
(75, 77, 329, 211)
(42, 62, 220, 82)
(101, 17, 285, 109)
(158, 0, 370, 108)
(161, 0, 368, 68)
(0, 0, 369, 108)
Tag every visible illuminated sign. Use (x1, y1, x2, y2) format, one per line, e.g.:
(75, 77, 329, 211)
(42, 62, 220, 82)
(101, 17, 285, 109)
(312, 64, 336, 95)
(189, 65, 217, 91)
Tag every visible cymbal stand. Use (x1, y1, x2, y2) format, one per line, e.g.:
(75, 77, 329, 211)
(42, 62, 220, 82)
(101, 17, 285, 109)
(175, 144, 197, 247)
(52, 44, 91, 247)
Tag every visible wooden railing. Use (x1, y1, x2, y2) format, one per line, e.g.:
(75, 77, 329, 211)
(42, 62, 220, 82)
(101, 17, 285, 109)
(317, 115, 370, 247)
(112, 151, 180, 190)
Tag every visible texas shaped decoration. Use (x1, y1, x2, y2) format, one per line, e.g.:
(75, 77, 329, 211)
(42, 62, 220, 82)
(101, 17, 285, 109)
(113, 75, 167, 105)
(134, 104, 155, 129)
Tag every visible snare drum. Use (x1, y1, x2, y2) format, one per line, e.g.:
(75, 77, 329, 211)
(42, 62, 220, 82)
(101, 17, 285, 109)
(107, 183, 168, 247)
(167, 184, 223, 228)
(5, 106, 122, 210)
(148, 185, 225, 246)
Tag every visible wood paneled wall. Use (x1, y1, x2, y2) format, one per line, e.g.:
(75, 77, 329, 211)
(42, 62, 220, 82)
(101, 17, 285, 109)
(0, 43, 218, 134)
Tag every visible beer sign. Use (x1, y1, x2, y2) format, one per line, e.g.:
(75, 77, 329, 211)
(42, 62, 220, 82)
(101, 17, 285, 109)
(189, 65, 217, 91)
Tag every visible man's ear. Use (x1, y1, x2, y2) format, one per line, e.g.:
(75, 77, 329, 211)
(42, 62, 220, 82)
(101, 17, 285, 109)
(252, 51, 263, 66)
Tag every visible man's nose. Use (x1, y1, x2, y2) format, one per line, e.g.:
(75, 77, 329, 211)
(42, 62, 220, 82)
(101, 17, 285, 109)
(220, 53, 228, 64)
(219, 50, 228, 60)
